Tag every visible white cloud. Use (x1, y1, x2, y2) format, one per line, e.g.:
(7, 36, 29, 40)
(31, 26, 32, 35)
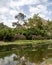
(0, 15, 6, 20)
(37, 5, 48, 14)
(3, 20, 17, 28)
(29, 5, 48, 19)
(0, 7, 8, 14)
(42, 0, 48, 2)
(9, 0, 40, 7)
(0, 0, 24, 27)
(0, 0, 52, 27)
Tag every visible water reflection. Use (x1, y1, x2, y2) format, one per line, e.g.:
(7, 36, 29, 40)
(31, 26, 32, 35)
(0, 54, 36, 65)
(0, 54, 18, 65)
(41, 58, 52, 65)
(0, 53, 52, 65)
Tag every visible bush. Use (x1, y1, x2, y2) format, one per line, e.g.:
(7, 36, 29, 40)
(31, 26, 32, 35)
(32, 35, 44, 40)
(14, 33, 26, 40)
(0, 28, 15, 41)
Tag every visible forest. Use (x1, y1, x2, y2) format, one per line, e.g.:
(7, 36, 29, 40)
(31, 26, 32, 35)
(0, 13, 52, 41)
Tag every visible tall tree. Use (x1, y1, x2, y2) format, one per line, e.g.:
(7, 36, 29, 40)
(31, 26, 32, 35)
(15, 13, 26, 24)
(13, 13, 26, 28)
(24, 14, 43, 29)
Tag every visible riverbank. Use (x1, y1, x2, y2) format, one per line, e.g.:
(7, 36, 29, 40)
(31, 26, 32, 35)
(0, 40, 52, 46)
(0, 40, 52, 53)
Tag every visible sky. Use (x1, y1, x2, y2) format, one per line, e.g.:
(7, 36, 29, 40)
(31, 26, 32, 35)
(0, 0, 52, 27)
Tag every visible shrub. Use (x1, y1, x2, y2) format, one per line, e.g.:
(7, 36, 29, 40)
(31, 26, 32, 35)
(32, 35, 44, 40)
(14, 33, 26, 40)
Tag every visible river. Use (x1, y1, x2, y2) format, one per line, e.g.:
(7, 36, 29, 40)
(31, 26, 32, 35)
(0, 43, 52, 65)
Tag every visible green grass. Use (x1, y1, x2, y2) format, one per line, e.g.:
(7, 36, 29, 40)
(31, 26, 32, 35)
(0, 40, 52, 46)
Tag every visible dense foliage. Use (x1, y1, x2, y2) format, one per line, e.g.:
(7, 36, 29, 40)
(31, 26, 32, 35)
(0, 13, 52, 41)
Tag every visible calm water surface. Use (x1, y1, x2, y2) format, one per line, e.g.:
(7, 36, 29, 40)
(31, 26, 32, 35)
(0, 43, 52, 65)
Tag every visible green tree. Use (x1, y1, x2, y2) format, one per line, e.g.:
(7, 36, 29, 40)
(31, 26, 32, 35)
(0, 22, 8, 29)
(13, 13, 26, 28)
(15, 13, 26, 22)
